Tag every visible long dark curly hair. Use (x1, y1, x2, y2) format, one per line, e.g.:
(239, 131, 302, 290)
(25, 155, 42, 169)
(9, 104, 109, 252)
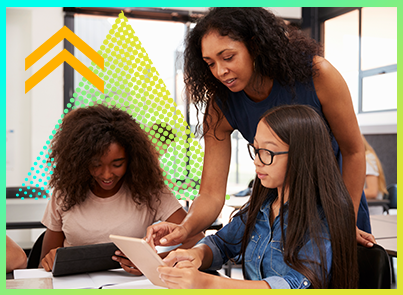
(184, 7, 323, 137)
(47, 104, 165, 212)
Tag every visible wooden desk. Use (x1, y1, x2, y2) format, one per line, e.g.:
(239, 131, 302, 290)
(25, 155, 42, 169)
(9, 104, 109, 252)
(6, 278, 53, 289)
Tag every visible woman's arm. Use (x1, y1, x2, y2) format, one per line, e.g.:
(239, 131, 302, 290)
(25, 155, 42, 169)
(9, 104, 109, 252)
(164, 207, 205, 250)
(40, 229, 65, 271)
(364, 175, 379, 199)
(313, 56, 375, 247)
(6, 235, 27, 273)
(146, 105, 234, 246)
(179, 106, 234, 238)
(313, 56, 365, 218)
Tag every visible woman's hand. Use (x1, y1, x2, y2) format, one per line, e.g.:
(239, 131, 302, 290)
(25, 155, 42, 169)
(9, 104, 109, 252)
(158, 261, 209, 289)
(112, 250, 142, 276)
(356, 227, 376, 247)
(41, 248, 59, 272)
(162, 248, 203, 269)
(145, 222, 189, 248)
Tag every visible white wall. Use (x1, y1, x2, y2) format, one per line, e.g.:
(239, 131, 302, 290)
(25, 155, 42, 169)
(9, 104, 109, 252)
(358, 111, 397, 135)
(6, 7, 64, 186)
(6, 7, 64, 248)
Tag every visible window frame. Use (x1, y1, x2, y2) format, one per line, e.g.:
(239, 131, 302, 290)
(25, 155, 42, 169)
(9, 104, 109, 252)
(319, 7, 397, 115)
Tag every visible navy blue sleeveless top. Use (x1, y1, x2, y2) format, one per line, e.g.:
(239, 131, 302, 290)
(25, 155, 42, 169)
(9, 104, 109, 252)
(216, 78, 371, 232)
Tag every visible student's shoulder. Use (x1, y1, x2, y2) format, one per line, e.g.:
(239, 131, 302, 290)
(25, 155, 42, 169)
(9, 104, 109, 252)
(47, 190, 65, 206)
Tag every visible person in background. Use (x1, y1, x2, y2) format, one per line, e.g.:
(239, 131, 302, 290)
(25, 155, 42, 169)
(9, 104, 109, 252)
(146, 7, 375, 250)
(6, 235, 27, 273)
(39, 104, 203, 274)
(362, 135, 388, 215)
(157, 105, 358, 289)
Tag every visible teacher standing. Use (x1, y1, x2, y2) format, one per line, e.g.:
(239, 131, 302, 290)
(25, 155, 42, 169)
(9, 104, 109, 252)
(146, 7, 375, 247)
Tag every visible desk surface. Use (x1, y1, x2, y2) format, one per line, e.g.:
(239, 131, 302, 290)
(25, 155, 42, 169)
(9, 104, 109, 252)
(376, 238, 397, 257)
(369, 214, 397, 257)
(7, 268, 225, 289)
(370, 214, 397, 240)
(6, 278, 53, 289)
(370, 214, 397, 223)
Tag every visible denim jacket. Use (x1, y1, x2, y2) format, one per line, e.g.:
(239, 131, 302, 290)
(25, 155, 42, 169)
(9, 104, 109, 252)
(200, 192, 332, 289)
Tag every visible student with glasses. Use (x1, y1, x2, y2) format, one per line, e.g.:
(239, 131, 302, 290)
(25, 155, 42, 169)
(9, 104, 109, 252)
(146, 7, 375, 251)
(156, 105, 358, 289)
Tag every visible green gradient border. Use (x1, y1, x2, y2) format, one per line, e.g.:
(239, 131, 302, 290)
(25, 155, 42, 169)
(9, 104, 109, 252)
(4, 1, 401, 294)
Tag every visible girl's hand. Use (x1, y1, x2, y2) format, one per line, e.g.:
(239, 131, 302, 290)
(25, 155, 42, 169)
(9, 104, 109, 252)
(163, 248, 203, 269)
(112, 250, 143, 276)
(41, 248, 59, 272)
(158, 261, 208, 289)
(356, 227, 376, 247)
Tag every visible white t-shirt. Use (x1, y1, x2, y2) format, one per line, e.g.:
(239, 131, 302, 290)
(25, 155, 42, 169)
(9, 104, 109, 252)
(41, 183, 182, 247)
(365, 153, 384, 215)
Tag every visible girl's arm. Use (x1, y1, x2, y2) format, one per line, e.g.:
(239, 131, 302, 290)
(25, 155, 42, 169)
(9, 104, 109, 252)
(158, 261, 270, 289)
(312, 56, 375, 247)
(146, 105, 233, 246)
(39, 228, 65, 271)
(364, 175, 379, 199)
(162, 244, 213, 270)
(6, 235, 27, 272)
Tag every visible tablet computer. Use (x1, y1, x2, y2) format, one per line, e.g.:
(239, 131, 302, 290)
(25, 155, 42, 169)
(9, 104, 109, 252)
(109, 234, 167, 287)
(52, 242, 121, 277)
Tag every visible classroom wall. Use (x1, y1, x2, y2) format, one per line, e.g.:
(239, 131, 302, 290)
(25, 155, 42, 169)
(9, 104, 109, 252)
(6, 7, 64, 186)
(6, 7, 64, 248)
(6, 7, 397, 249)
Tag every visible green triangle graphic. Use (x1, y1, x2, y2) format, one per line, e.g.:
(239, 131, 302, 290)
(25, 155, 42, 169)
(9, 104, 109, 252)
(18, 12, 204, 201)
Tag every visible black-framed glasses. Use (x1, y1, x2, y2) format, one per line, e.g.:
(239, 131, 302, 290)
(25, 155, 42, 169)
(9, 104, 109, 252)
(247, 143, 288, 166)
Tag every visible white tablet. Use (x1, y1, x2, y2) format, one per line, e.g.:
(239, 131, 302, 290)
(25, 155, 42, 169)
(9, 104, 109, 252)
(109, 234, 167, 287)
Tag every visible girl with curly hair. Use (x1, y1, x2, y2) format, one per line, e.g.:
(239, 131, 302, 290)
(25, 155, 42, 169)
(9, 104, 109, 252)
(39, 104, 203, 274)
(158, 105, 358, 289)
(146, 7, 375, 249)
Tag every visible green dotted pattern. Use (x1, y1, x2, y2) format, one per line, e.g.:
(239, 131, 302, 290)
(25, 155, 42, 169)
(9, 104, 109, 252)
(16, 11, 221, 201)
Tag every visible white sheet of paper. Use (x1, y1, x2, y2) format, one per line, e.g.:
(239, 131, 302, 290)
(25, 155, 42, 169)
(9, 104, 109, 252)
(13, 269, 52, 279)
(53, 273, 95, 289)
(88, 269, 146, 288)
(102, 278, 166, 289)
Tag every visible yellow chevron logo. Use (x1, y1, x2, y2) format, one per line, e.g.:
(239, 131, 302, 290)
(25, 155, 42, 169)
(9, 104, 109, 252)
(25, 26, 104, 93)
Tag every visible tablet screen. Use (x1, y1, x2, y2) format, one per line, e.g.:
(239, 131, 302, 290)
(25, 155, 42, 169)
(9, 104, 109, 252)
(109, 234, 167, 287)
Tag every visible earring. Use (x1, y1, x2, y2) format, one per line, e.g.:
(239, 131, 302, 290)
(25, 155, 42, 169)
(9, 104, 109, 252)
(253, 61, 256, 71)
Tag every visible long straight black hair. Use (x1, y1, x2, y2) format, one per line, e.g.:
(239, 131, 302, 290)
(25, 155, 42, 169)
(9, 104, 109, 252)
(236, 105, 358, 288)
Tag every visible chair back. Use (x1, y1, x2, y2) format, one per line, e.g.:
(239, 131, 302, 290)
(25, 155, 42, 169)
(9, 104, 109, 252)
(357, 243, 391, 289)
(387, 184, 397, 209)
(27, 231, 46, 269)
